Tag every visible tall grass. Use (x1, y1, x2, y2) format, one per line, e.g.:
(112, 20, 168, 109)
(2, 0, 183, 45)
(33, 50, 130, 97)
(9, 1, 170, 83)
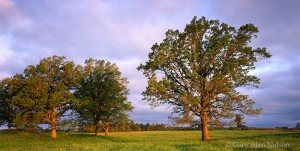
(0, 130, 299, 150)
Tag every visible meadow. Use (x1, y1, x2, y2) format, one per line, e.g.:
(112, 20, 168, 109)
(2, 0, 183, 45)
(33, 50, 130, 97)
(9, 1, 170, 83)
(0, 130, 299, 151)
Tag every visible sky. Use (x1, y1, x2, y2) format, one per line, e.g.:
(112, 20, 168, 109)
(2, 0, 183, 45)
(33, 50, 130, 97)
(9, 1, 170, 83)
(0, 0, 299, 128)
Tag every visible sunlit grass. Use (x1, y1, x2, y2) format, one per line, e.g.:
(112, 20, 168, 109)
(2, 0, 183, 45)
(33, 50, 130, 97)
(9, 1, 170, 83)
(0, 130, 299, 150)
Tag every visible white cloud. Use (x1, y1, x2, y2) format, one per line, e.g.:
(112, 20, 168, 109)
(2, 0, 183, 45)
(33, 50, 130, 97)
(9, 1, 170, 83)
(0, 0, 14, 8)
(0, 36, 13, 66)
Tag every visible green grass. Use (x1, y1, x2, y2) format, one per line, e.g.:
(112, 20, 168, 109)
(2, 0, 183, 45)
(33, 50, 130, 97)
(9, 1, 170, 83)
(0, 130, 299, 151)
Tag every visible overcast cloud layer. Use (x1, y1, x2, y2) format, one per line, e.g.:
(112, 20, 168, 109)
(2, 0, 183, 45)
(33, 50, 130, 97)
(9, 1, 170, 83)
(0, 0, 299, 127)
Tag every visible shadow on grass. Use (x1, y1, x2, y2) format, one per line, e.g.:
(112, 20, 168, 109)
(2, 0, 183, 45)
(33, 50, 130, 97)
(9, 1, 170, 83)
(69, 133, 133, 143)
(69, 133, 96, 138)
(100, 135, 120, 142)
(174, 144, 199, 151)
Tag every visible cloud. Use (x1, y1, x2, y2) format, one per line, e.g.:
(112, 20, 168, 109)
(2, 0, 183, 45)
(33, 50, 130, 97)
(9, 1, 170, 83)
(129, 100, 173, 124)
(6, 0, 201, 61)
(0, 0, 31, 34)
(210, 0, 300, 55)
(246, 58, 300, 127)
(0, 36, 34, 77)
(0, 0, 18, 28)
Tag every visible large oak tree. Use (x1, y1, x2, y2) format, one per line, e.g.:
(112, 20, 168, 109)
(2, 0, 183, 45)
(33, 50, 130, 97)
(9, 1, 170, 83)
(11, 56, 80, 138)
(74, 59, 133, 136)
(138, 16, 271, 141)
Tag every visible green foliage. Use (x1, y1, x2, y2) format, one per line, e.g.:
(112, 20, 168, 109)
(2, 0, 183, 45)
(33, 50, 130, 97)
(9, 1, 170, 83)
(74, 58, 133, 135)
(0, 56, 133, 137)
(11, 74, 48, 130)
(0, 130, 299, 150)
(138, 16, 271, 136)
(0, 77, 18, 129)
(3, 56, 81, 134)
(0, 74, 28, 129)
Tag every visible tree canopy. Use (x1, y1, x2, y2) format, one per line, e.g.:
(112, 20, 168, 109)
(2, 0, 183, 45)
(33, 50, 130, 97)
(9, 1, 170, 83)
(0, 56, 133, 138)
(138, 16, 271, 141)
(74, 59, 133, 136)
(0, 77, 18, 130)
(1, 56, 81, 138)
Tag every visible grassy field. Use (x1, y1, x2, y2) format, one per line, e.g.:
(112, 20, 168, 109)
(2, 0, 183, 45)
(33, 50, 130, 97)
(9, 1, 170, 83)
(0, 130, 299, 151)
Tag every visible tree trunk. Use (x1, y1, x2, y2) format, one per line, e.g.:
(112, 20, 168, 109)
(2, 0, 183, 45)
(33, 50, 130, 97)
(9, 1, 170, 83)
(105, 122, 109, 136)
(95, 121, 101, 136)
(7, 122, 12, 132)
(201, 109, 209, 141)
(51, 107, 57, 139)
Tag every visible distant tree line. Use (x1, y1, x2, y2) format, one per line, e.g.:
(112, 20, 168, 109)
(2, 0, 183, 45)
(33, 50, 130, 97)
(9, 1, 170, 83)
(0, 56, 133, 138)
(57, 117, 300, 132)
(79, 121, 167, 132)
(45, 118, 167, 132)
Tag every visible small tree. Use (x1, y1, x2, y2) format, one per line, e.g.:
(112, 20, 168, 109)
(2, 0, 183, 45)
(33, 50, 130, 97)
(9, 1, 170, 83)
(74, 59, 133, 136)
(138, 16, 271, 141)
(234, 114, 245, 129)
(296, 123, 300, 130)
